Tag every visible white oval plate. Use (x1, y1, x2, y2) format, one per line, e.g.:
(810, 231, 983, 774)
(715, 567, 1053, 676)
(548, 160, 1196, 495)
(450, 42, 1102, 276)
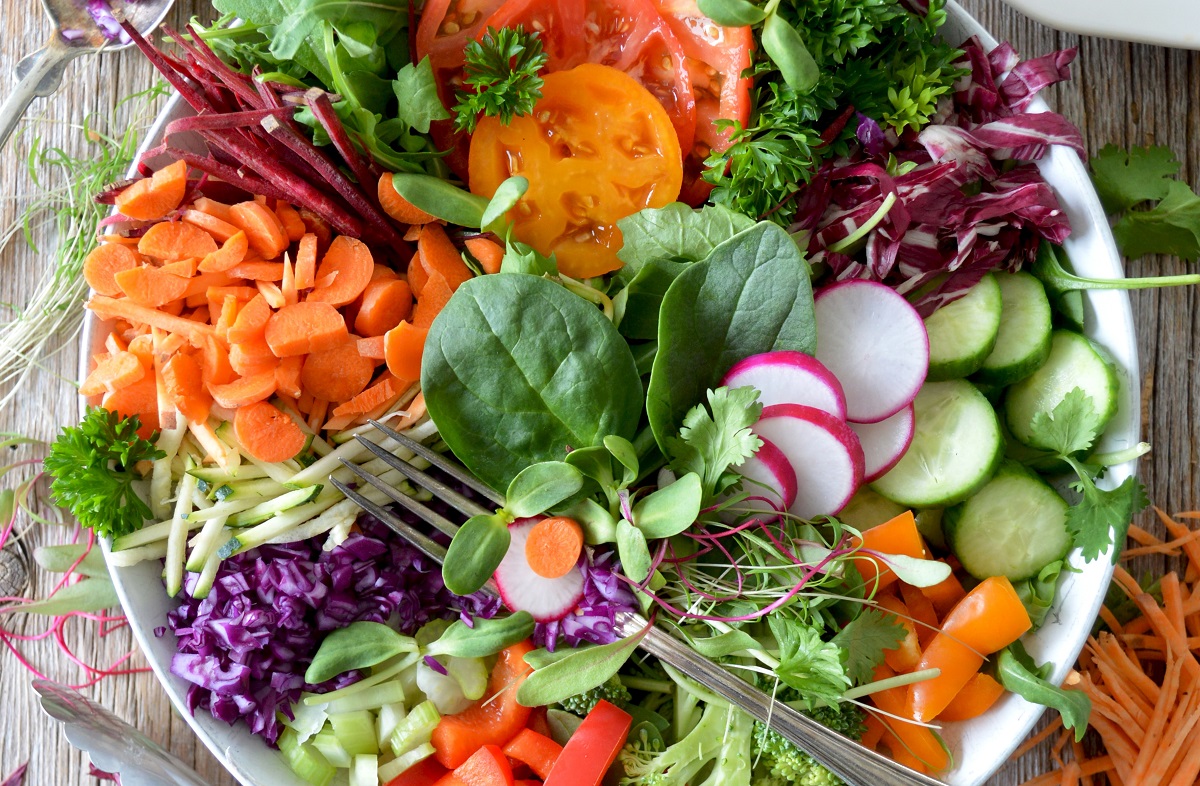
(1000, 0, 1200, 50)
(85, 3, 1138, 784)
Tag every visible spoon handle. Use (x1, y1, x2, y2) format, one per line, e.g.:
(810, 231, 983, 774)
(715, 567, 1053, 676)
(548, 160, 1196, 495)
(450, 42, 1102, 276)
(0, 37, 78, 151)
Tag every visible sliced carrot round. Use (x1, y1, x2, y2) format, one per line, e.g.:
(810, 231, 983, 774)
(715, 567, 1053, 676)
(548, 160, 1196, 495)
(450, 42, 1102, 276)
(384, 321, 428, 382)
(465, 236, 504, 275)
(80, 351, 146, 397)
(354, 278, 413, 337)
(227, 294, 272, 345)
(162, 351, 212, 424)
(417, 223, 472, 290)
(102, 375, 160, 439)
(84, 243, 142, 296)
(378, 172, 437, 224)
(234, 401, 306, 463)
(229, 201, 290, 259)
(114, 265, 190, 308)
(208, 371, 278, 408)
(525, 516, 584, 579)
(116, 160, 187, 221)
(198, 230, 250, 273)
(300, 339, 376, 403)
(137, 220, 219, 262)
(307, 235, 375, 307)
(264, 301, 348, 357)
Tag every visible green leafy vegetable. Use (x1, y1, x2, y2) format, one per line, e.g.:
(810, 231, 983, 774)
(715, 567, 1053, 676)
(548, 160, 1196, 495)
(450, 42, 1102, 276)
(518, 625, 650, 707)
(760, 13, 819, 94)
(422, 274, 643, 491)
(1090, 144, 1200, 260)
(392, 57, 451, 133)
(1113, 180, 1200, 261)
(769, 616, 850, 708)
(666, 386, 764, 502)
(44, 408, 164, 540)
(32, 544, 109, 579)
(1014, 560, 1067, 629)
(504, 461, 585, 518)
(425, 612, 535, 659)
(647, 221, 816, 450)
(698, 0, 767, 26)
(453, 26, 549, 134)
(1032, 241, 1200, 306)
(616, 518, 653, 583)
(631, 475, 703, 539)
(1090, 143, 1180, 213)
(831, 608, 907, 684)
(391, 173, 488, 227)
(304, 621, 418, 683)
(994, 644, 1091, 742)
(443, 512, 512, 596)
(6, 578, 118, 616)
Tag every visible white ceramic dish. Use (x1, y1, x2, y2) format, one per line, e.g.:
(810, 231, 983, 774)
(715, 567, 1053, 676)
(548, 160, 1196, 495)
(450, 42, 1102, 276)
(1000, 0, 1200, 50)
(86, 3, 1138, 784)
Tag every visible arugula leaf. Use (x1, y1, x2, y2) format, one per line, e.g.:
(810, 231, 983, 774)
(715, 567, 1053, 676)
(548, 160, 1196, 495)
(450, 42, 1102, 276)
(453, 26, 549, 134)
(1013, 560, 1067, 629)
(1028, 387, 1102, 456)
(392, 57, 451, 134)
(994, 644, 1091, 742)
(769, 616, 850, 708)
(1090, 143, 1180, 214)
(1065, 470, 1148, 563)
(831, 608, 906, 685)
(666, 387, 763, 500)
(1112, 179, 1200, 261)
(44, 408, 164, 540)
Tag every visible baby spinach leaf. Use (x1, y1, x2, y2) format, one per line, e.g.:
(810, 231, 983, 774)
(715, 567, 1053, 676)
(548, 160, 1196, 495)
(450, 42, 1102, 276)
(615, 259, 688, 341)
(603, 436, 639, 486)
(425, 612, 535, 658)
(423, 274, 643, 490)
(616, 202, 754, 281)
(646, 222, 816, 450)
(305, 621, 417, 683)
(443, 513, 511, 596)
(517, 624, 649, 707)
(505, 461, 584, 518)
(632, 474, 702, 539)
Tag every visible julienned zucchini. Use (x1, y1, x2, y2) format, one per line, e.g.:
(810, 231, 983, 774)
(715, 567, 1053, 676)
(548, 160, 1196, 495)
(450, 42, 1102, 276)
(871, 380, 1003, 508)
(923, 274, 1002, 381)
(225, 485, 325, 528)
(943, 460, 1071, 581)
(1004, 330, 1118, 451)
(973, 271, 1053, 387)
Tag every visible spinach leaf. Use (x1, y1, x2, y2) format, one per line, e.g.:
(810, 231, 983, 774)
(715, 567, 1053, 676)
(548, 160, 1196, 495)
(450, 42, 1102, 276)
(646, 222, 817, 449)
(422, 274, 643, 490)
(615, 259, 687, 341)
(616, 202, 754, 281)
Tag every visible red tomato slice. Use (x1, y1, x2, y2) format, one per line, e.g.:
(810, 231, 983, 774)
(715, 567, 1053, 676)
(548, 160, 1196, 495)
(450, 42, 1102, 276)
(653, 0, 753, 204)
(480, 0, 697, 163)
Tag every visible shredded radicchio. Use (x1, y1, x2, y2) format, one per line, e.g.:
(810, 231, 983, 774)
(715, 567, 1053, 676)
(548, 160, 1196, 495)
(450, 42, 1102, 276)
(161, 517, 496, 745)
(533, 549, 639, 652)
(799, 37, 1082, 316)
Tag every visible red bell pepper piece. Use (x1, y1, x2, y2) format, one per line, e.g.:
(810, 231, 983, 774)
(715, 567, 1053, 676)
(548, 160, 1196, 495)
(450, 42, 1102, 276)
(434, 745, 514, 786)
(503, 729, 562, 781)
(432, 641, 535, 768)
(386, 757, 450, 786)
(542, 700, 632, 786)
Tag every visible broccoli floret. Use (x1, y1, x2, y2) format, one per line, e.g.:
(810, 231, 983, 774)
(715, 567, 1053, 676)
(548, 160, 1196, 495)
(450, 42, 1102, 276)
(751, 703, 867, 786)
(557, 673, 631, 717)
(619, 697, 753, 786)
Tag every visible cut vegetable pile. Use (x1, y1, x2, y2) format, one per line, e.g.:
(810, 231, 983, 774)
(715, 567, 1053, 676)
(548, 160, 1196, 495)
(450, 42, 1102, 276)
(39, 0, 1191, 784)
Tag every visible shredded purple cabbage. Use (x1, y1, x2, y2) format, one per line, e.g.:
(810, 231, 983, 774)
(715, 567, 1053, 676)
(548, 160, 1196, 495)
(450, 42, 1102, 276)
(797, 37, 1082, 316)
(62, 0, 138, 44)
(161, 516, 497, 745)
(533, 549, 638, 652)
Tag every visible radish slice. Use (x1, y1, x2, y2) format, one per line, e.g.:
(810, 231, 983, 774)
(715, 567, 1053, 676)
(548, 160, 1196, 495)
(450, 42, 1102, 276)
(494, 518, 584, 623)
(722, 350, 847, 419)
(849, 404, 915, 483)
(734, 436, 797, 513)
(753, 404, 865, 519)
(813, 280, 929, 423)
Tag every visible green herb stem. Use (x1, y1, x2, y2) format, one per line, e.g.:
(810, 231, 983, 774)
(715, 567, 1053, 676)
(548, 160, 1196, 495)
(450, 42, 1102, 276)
(840, 667, 940, 700)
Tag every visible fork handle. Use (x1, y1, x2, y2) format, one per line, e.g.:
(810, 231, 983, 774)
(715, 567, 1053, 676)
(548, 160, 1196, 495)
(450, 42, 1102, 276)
(625, 615, 947, 786)
(0, 37, 78, 152)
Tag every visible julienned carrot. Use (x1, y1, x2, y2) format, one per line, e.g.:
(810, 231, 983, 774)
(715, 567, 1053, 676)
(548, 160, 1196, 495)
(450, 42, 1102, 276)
(114, 266, 190, 308)
(378, 172, 436, 224)
(234, 401, 306, 463)
(80, 351, 145, 397)
(412, 273, 454, 330)
(264, 301, 348, 357)
(937, 672, 1005, 721)
(198, 230, 249, 273)
(281, 254, 297, 306)
(88, 296, 216, 348)
(257, 281, 287, 309)
(300, 339, 375, 403)
(1156, 508, 1200, 580)
(208, 370, 278, 408)
(215, 296, 240, 341)
(230, 262, 285, 281)
(116, 159, 187, 221)
(138, 220, 219, 262)
(307, 235, 374, 307)
(229, 200, 290, 259)
(84, 243, 143, 296)
(161, 351, 212, 424)
(356, 335, 386, 361)
(295, 233, 317, 290)
(276, 355, 304, 399)
(525, 517, 584, 579)
(464, 236, 503, 275)
(417, 223, 473, 291)
(227, 293, 271, 345)
(181, 271, 239, 300)
(355, 278, 413, 337)
(275, 201, 306, 242)
(385, 321, 427, 381)
(182, 209, 240, 243)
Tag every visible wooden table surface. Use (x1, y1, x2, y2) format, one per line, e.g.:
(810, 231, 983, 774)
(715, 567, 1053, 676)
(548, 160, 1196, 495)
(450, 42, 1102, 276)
(0, 1, 1196, 784)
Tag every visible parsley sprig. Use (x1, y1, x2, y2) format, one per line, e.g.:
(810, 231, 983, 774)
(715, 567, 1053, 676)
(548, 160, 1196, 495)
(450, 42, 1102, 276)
(452, 26, 549, 134)
(45, 407, 163, 540)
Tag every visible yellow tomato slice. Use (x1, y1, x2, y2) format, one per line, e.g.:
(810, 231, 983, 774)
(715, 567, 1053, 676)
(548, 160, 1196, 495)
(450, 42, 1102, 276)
(468, 63, 683, 278)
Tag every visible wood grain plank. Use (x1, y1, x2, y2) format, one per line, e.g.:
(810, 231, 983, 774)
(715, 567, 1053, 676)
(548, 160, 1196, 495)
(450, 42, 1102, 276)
(1, 1, 1198, 784)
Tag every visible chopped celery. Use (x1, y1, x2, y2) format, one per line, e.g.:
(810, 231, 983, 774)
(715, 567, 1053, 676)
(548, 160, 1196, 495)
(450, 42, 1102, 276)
(327, 679, 407, 714)
(284, 696, 330, 744)
(377, 743, 436, 784)
(389, 701, 440, 758)
(329, 710, 378, 756)
(375, 703, 407, 750)
(303, 652, 420, 707)
(349, 754, 378, 786)
(312, 727, 352, 769)
(279, 727, 336, 786)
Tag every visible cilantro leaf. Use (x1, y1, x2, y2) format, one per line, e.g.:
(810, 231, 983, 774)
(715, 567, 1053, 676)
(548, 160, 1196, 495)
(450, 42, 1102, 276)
(666, 386, 764, 501)
(392, 57, 451, 134)
(831, 608, 907, 685)
(1066, 469, 1149, 563)
(994, 644, 1091, 741)
(769, 616, 850, 708)
(1090, 143, 1180, 214)
(1028, 387, 1102, 456)
(453, 27, 548, 134)
(1112, 179, 1200, 261)
(44, 408, 164, 540)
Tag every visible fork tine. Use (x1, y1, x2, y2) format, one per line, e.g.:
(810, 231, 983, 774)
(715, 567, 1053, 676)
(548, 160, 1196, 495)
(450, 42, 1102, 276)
(329, 477, 449, 563)
(353, 435, 493, 519)
(338, 459, 461, 540)
(369, 419, 505, 506)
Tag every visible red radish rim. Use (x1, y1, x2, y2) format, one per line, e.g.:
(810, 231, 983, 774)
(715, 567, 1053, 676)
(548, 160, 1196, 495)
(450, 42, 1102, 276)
(722, 350, 848, 420)
(851, 403, 916, 483)
(744, 435, 798, 510)
(757, 403, 865, 515)
(494, 518, 585, 623)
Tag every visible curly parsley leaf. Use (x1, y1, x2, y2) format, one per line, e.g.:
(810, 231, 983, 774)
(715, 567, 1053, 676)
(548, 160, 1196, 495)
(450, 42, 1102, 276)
(666, 386, 763, 501)
(831, 607, 906, 684)
(1090, 143, 1180, 214)
(45, 407, 163, 540)
(769, 616, 850, 708)
(453, 26, 548, 134)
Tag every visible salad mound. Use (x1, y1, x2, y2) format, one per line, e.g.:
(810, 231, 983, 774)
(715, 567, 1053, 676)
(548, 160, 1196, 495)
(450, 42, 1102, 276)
(43, 0, 1157, 784)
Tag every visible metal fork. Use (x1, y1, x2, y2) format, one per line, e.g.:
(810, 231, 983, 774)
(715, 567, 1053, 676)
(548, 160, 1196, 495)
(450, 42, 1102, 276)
(330, 420, 946, 786)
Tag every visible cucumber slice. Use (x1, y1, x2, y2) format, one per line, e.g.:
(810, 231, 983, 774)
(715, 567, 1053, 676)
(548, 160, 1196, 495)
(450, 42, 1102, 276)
(915, 508, 946, 550)
(924, 274, 1002, 381)
(871, 380, 1002, 508)
(1004, 330, 1118, 451)
(944, 461, 1071, 581)
(838, 487, 906, 531)
(973, 272, 1053, 386)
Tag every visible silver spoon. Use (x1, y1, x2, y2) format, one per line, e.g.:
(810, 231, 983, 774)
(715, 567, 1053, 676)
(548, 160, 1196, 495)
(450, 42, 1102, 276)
(0, 0, 175, 150)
